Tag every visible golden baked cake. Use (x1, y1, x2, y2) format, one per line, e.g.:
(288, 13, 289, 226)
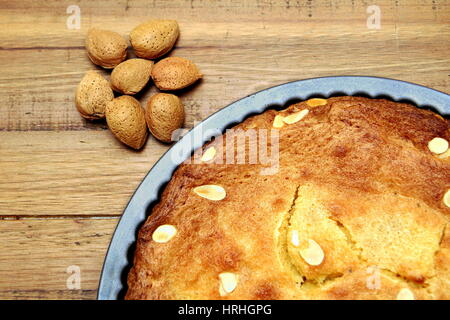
(126, 96, 450, 300)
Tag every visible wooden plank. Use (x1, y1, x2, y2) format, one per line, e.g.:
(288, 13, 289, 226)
(0, 0, 449, 131)
(0, 218, 119, 300)
(0, 131, 167, 216)
(0, 289, 96, 300)
(1, 37, 449, 132)
(0, 3, 448, 214)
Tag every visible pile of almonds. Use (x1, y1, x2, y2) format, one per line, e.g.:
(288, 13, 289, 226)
(75, 20, 202, 149)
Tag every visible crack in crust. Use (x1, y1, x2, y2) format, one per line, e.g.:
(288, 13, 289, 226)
(275, 184, 304, 286)
(275, 184, 449, 295)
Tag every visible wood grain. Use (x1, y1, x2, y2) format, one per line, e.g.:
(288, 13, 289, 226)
(0, 0, 449, 299)
(0, 131, 167, 216)
(0, 218, 118, 300)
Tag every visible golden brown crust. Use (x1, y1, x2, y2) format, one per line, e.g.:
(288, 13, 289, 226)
(85, 28, 127, 69)
(126, 96, 450, 300)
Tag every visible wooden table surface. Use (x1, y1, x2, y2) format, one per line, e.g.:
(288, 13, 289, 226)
(0, 0, 449, 300)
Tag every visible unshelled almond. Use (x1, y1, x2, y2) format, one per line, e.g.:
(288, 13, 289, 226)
(151, 57, 202, 91)
(105, 96, 148, 150)
(75, 71, 114, 120)
(111, 59, 154, 95)
(145, 93, 185, 143)
(85, 28, 128, 69)
(130, 20, 179, 59)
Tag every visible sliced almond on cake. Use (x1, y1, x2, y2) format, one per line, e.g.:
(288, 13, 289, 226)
(273, 115, 284, 128)
(283, 109, 309, 124)
(443, 189, 450, 208)
(193, 185, 226, 201)
(428, 137, 449, 154)
(219, 272, 238, 296)
(306, 98, 327, 107)
(396, 288, 415, 300)
(291, 230, 300, 247)
(299, 239, 324, 266)
(201, 147, 217, 162)
(152, 224, 177, 243)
